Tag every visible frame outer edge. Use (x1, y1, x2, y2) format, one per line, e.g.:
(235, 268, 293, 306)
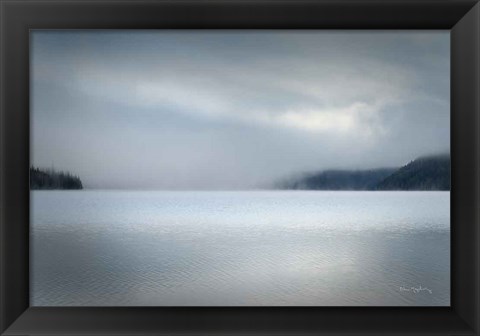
(453, 2, 480, 333)
(458, 1, 480, 332)
(1, 1, 30, 333)
(473, 2, 480, 335)
(468, 2, 480, 334)
(1, 0, 5, 333)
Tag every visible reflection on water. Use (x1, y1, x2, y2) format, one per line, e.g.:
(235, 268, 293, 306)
(30, 191, 450, 306)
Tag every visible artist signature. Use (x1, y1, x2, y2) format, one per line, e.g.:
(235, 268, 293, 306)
(399, 285, 432, 294)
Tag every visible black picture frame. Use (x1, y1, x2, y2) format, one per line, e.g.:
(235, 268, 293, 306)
(1, 0, 479, 335)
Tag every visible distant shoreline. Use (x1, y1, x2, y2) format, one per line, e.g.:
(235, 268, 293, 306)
(30, 167, 83, 190)
(277, 154, 450, 192)
(30, 154, 450, 192)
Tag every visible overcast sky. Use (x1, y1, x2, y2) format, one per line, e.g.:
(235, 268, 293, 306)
(31, 31, 450, 190)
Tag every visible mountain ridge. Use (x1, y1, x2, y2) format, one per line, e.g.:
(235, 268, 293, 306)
(375, 154, 450, 191)
(277, 154, 450, 191)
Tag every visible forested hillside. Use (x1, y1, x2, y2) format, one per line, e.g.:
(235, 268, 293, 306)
(279, 168, 396, 190)
(278, 154, 450, 191)
(30, 167, 83, 190)
(375, 154, 450, 191)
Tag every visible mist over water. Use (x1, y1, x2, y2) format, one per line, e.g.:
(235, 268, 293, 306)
(31, 190, 450, 306)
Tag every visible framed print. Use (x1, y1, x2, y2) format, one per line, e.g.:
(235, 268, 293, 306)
(1, 0, 479, 335)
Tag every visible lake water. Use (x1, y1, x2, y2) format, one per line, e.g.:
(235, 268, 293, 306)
(30, 190, 450, 306)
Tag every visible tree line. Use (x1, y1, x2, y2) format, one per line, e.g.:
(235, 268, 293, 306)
(278, 154, 450, 191)
(30, 167, 83, 190)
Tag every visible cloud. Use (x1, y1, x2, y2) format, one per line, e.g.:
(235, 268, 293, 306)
(62, 45, 412, 141)
(274, 102, 381, 134)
